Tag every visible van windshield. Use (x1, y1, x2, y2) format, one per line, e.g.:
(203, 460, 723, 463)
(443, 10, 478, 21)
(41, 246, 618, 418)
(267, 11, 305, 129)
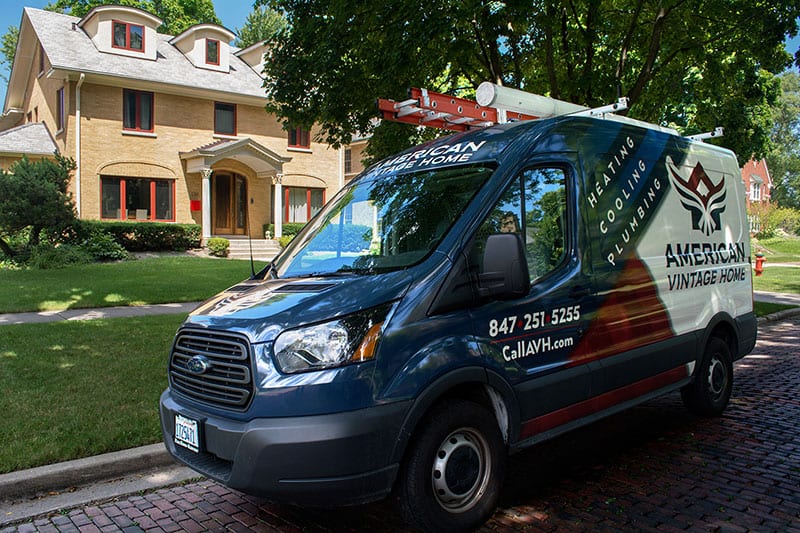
(274, 164, 493, 278)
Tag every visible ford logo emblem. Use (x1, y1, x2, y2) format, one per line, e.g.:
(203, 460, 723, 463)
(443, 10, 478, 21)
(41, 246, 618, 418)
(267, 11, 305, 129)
(187, 355, 212, 375)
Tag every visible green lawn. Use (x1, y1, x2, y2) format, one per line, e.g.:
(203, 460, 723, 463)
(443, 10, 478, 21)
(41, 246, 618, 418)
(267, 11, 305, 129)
(0, 256, 268, 313)
(0, 314, 185, 474)
(752, 266, 800, 294)
(753, 235, 800, 263)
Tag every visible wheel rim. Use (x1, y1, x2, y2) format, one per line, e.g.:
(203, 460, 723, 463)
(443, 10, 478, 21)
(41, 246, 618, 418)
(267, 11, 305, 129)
(707, 355, 728, 400)
(431, 428, 492, 513)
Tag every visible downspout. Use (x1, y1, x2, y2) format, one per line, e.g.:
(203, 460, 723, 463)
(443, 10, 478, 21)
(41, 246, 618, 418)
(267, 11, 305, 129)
(75, 73, 85, 216)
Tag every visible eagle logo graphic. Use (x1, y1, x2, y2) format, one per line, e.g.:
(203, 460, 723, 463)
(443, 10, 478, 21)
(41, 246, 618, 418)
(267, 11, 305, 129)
(666, 157, 726, 236)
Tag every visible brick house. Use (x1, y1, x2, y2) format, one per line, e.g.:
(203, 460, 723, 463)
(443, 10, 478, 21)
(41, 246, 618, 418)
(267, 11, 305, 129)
(740, 158, 772, 207)
(0, 5, 365, 242)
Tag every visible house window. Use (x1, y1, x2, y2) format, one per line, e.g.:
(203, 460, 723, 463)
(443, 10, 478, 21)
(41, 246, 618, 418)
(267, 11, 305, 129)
(750, 182, 762, 202)
(214, 102, 236, 135)
(55, 87, 65, 132)
(123, 89, 153, 132)
(288, 126, 311, 149)
(113, 21, 144, 52)
(206, 39, 220, 65)
(285, 187, 325, 223)
(101, 176, 174, 221)
(344, 148, 352, 174)
(38, 44, 45, 74)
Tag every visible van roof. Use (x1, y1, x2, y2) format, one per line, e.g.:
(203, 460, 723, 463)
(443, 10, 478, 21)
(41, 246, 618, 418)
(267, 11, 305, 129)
(360, 115, 734, 182)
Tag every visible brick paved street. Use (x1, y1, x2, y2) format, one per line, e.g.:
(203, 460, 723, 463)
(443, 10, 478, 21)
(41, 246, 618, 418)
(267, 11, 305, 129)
(3, 316, 799, 532)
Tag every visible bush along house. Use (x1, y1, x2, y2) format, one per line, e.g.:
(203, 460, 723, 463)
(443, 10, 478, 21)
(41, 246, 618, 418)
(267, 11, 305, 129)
(0, 5, 356, 250)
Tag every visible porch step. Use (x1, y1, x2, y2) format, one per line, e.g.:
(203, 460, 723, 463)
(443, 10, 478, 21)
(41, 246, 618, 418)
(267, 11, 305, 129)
(218, 238, 282, 261)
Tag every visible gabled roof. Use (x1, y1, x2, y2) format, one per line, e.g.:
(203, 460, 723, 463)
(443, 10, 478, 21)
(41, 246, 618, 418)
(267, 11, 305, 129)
(0, 122, 58, 155)
(6, 7, 266, 112)
(180, 137, 291, 176)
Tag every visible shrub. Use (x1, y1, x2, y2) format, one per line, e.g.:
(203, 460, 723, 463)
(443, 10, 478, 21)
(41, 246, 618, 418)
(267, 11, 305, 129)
(82, 231, 129, 261)
(264, 223, 306, 239)
(28, 243, 92, 269)
(207, 237, 229, 257)
(72, 221, 201, 252)
(278, 235, 294, 248)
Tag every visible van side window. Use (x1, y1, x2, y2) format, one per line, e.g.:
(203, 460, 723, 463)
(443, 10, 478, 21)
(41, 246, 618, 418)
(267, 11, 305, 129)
(476, 167, 567, 281)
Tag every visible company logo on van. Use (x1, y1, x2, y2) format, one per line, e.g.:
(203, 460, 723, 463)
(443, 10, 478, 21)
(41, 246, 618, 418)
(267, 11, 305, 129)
(667, 158, 726, 236)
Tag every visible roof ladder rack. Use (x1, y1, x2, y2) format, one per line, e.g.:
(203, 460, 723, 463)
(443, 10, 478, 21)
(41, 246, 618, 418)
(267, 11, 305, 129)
(687, 127, 724, 142)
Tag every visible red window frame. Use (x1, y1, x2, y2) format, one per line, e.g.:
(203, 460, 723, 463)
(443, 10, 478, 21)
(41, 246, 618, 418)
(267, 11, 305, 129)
(214, 102, 237, 136)
(206, 39, 220, 65)
(287, 126, 311, 149)
(100, 177, 176, 222)
(123, 89, 154, 133)
(112, 20, 145, 52)
(284, 187, 325, 223)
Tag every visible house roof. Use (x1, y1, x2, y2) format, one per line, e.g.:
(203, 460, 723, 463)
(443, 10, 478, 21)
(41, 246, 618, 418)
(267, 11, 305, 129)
(180, 137, 291, 176)
(0, 122, 58, 155)
(6, 7, 266, 112)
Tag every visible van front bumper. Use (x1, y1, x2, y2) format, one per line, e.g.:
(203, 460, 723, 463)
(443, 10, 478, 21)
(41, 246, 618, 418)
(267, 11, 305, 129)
(159, 390, 410, 506)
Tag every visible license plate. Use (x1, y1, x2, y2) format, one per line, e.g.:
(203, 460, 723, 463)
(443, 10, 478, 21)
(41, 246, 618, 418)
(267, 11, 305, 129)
(174, 414, 200, 453)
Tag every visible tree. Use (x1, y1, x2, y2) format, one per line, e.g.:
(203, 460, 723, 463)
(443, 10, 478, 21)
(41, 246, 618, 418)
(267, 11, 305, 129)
(0, 155, 77, 258)
(0, 25, 19, 83)
(768, 72, 800, 210)
(234, 5, 288, 49)
(259, 0, 800, 164)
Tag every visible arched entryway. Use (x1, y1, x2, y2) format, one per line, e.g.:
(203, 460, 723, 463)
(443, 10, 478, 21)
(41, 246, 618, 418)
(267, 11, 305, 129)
(213, 172, 247, 235)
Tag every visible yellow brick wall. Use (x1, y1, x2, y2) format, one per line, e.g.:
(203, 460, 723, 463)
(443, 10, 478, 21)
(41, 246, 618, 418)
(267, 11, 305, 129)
(47, 82, 344, 238)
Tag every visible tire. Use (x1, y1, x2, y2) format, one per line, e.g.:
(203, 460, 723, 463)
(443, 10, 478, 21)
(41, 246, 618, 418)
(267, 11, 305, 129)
(681, 336, 734, 417)
(397, 399, 506, 533)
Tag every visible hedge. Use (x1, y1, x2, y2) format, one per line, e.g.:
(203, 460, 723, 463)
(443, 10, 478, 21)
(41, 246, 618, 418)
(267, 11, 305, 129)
(264, 223, 306, 238)
(71, 220, 201, 252)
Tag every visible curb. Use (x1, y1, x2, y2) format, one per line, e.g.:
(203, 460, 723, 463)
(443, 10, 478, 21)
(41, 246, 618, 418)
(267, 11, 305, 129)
(0, 443, 174, 501)
(757, 306, 800, 325)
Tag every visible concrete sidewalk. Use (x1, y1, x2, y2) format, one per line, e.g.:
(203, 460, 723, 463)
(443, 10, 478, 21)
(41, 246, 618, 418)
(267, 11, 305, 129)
(0, 301, 202, 326)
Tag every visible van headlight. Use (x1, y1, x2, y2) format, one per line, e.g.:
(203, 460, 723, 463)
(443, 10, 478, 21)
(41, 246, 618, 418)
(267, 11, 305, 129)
(272, 304, 392, 374)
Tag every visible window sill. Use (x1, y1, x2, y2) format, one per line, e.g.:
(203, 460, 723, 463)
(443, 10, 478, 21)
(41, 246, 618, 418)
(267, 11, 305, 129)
(213, 133, 239, 140)
(55, 128, 64, 136)
(122, 130, 157, 138)
(287, 146, 312, 153)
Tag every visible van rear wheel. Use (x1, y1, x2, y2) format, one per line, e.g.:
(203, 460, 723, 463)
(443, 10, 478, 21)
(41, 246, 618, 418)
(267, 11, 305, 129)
(397, 398, 505, 532)
(681, 336, 733, 416)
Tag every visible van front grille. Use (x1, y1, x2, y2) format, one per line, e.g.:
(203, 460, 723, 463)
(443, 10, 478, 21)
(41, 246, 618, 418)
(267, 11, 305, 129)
(169, 329, 253, 410)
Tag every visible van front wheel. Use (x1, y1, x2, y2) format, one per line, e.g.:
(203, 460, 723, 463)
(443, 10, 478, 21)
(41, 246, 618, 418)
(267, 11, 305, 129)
(397, 399, 505, 532)
(681, 337, 733, 416)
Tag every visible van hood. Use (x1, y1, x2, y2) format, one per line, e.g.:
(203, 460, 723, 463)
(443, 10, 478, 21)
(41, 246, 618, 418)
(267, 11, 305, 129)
(181, 270, 414, 343)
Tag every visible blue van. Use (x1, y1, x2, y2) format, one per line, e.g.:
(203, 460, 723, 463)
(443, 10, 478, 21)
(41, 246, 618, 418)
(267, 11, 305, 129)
(160, 113, 756, 531)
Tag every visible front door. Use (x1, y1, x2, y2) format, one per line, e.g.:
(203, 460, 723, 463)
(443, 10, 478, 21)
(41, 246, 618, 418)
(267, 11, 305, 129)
(213, 173, 247, 235)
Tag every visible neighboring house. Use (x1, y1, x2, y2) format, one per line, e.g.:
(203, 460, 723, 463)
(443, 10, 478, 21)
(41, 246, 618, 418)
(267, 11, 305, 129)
(0, 122, 58, 170)
(740, 158, 772, 207)
(0, 5, 350, 240)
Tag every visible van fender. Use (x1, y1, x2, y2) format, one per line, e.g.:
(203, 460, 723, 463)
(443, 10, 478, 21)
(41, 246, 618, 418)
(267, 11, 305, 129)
(695, 311, 740, 366)
(388, 366, 520, 466)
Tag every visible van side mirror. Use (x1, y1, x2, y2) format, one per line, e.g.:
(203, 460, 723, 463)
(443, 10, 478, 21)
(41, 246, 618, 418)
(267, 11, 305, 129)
(478, 233, 530, 299)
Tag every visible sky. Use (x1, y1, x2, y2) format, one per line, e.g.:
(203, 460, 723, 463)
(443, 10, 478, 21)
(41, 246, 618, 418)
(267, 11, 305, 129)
(0, 0, 255, 106)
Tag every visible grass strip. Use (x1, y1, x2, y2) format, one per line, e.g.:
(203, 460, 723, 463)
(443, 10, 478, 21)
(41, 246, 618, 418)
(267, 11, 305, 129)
(0, 314, 185, 473)
(754, 301, 798, 317)
(0, 256, 264, 313)
(752, 266, 800, 294)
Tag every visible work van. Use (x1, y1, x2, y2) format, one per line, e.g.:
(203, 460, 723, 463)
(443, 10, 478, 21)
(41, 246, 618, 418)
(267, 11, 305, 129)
(160, 104, 756, 531)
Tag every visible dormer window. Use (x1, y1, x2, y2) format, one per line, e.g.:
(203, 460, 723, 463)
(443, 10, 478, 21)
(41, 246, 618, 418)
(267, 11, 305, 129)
(206, 39, 220, 65)
(113, 20, 144, 52)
